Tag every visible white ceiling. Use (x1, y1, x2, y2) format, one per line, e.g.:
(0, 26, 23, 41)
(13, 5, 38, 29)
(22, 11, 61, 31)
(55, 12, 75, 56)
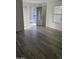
(23, 0, 62, 7)
(23, 0, 47, 4)
(23, 0, 62, 4)
(23, 0, 47, 7)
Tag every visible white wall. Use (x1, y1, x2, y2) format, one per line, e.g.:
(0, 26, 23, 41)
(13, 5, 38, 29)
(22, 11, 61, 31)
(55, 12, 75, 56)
(23, 0, 62, 31)
(46, 0, 62, 31)
(42, 3, 47, 26)
(16, 0, 24, 31)
(23, 6, 31, 29)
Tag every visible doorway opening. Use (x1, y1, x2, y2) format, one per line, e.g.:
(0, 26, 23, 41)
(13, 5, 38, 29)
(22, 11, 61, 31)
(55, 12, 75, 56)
(23, 6, 44, 30)
(30, 7, 37, 26)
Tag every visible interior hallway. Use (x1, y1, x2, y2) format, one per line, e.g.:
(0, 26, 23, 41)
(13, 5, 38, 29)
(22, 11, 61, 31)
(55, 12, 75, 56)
(16, 25, 62, 59)
(16, 0, 62, 59)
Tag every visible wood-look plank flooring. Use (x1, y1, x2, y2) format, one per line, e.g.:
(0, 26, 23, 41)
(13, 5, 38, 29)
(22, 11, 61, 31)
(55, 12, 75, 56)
(16, 26, 62, 59)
